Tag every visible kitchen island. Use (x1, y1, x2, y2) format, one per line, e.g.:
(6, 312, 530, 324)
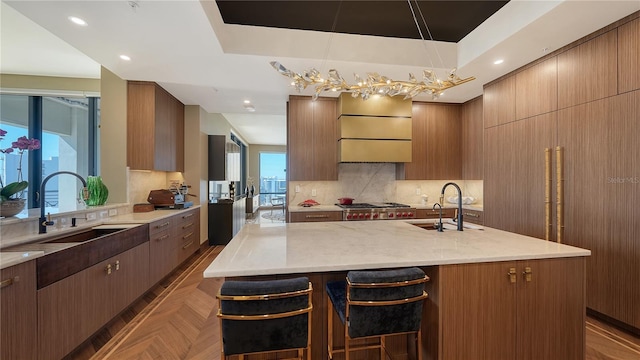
(204, 220, 590, 360)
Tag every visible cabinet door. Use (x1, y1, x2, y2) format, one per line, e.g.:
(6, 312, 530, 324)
(516, 257, 585, 360)
(312, 97, 338, 180)
(110, 243, 150, 315)
(1, 260, 37, 360)
(287, 96, 338, 181)
(154, 85, 174, 171)
(484, 113, 556, 240)
(149, 224, 175, 285)
(461, 96, 483, 180)
(127, 82, 156, 170)
(288, 97, 315, 181)
(289, 211, 342, 222)
(404, 102, 461, 180)
(439, 262, 517, 359)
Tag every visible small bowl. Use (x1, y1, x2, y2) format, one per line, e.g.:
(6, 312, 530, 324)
(338, 197, 354, 205)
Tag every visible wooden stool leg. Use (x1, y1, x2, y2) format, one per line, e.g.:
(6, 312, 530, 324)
(380, 335, 386, 360)
(344, 327, 350, 360)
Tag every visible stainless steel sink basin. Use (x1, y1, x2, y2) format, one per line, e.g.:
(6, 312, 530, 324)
(43, 228, 124, 244)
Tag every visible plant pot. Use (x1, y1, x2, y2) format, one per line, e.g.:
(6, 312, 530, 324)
(0, 199, 26, 217)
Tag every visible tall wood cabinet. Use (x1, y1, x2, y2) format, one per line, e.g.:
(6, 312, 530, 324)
(430, 257, 585, 360)
(461, 96, 483, 180)
(127, 81, 185, 172)
(483, 15, 640, 330)
(0, 260, 37, 360)
(287, 96, 338, 181)
(399, 102, 461, 180)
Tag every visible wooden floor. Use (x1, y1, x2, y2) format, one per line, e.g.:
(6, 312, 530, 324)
(67, 244, 640, 360)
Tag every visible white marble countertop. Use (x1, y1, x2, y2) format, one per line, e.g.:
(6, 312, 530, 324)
(203, 219, 589, 278)
(0, 251, 45, 269)
(0, 206, 200, 269)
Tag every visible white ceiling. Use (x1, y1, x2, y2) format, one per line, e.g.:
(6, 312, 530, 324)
(2, 1, 639, 146)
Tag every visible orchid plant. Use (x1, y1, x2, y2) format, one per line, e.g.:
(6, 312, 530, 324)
(0, 129, 41, 202)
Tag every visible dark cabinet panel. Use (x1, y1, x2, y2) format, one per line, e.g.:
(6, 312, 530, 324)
(208, 199, 245, 245)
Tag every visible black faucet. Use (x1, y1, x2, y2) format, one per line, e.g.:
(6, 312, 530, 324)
(39, 171, 88, 234)
(440, 182, 464, 231)
(432, 202, 444, 232)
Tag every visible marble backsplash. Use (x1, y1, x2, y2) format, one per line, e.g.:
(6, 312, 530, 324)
(289, 163, 483, 207)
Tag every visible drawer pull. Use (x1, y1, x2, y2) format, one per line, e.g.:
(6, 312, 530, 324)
(182, 222, 194, 229)
(156, 234, 170, 241)
(0, 276, 18, 289)
(182, 241, 194, 250)
(464, 212, 480, 218)
(306, 214, 329, 219)
(182, 213, 194, 219)
(155, 221, 170, 229)
(115, 260, 120, 271)
(183, 232, 194, 240)
(105, 264, 112, 275)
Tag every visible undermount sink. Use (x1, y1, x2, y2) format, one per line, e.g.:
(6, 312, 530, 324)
(43, 228, 125, 244)
(411, 219, 483, 232)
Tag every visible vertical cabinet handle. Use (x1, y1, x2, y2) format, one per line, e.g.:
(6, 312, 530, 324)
(105, 264, 112, 275)
(523, 267, 532, 282)
(508, 268, 517, 283)
(115, 260, 120, 271)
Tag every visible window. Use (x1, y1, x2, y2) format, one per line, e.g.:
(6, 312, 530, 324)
(0, 94, 99, 212)
(259, 152, 286, 206)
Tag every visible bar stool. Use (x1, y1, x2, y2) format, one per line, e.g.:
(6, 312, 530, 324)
(217, 277, 313, 359)
(326, 267, 429, 360)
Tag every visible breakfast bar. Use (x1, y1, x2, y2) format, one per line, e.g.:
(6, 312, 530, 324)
(204, 220, 590, 360)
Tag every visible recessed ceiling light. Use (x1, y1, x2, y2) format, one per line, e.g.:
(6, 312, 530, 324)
(120, 55, 131, 61)
(493, 59, 504, 65)
(243, 100, 251, 104)
(68, 16, 87, 26)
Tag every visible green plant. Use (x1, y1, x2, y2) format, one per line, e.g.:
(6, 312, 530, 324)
(0, 129, 41, 201)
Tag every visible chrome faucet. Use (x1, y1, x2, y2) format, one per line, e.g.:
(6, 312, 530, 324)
(440, 182, 464, 231)
(39, 171, 88, 234)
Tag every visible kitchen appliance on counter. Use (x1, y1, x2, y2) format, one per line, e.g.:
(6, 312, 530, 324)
(335, 202, 416, 221)
(147, 187, 194, 210)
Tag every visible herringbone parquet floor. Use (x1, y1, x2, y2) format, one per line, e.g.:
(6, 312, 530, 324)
(66, 244, 640, 360)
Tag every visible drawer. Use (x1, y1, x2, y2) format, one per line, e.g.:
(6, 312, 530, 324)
(149, 217, 174, 236)
(462, 209, 483, 225)
(289, 211, 343, 222)
(415, 208, 456, 219)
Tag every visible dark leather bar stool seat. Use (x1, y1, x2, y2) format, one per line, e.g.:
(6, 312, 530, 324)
(217, 277, 313, 359)
(326, 267, 429, 360)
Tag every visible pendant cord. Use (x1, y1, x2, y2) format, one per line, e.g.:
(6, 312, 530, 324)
(320, 0, 343, 74)
(408, 0, 444, 70)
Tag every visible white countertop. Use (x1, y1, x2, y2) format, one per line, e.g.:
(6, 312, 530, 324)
(0, 206, 200, 269)
(203, 219, 589, 278)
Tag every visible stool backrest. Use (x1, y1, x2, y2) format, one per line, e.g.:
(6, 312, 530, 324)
(346, 267, 428, 338)
(217, 277, 312, 356)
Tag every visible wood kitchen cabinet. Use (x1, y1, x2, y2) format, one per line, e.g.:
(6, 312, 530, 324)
(127, 81, 185, 172)
(1, 260, 37, 360)
(618, 18, 640, 93)
(287, 96, 338, 181)
(415, 208, 455, 220)
(289, 211, 342, 222)
(461, 208, 483, 225)
(461, 96, 483, 180)
(38, 243, 150, 360)
(149, 208, 200, 285)
(398, 102, 461, 180)
(427, 257, 585, 360)
(208, 199, 245, 245)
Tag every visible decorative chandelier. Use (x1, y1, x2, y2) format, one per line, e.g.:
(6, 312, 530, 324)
(270, 61, 475, 100)
(270, 1, 475, 100)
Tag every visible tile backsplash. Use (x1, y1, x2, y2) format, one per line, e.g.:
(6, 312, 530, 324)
(289, 163, 483, 207)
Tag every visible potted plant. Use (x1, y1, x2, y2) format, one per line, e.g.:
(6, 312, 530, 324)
(0, 129, 41, 217)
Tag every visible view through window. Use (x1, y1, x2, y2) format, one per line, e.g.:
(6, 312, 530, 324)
(0, 94, 98, 213)
(258, 152, 286, 207)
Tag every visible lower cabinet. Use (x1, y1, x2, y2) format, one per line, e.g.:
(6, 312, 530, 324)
(209, 199, 245, 245)
(149, 208, 200, 285)
(289, 211, 343, 222)
(427, 257, 586, 359)
(1, 260, 37, 360)
(37, 243, 150, 360)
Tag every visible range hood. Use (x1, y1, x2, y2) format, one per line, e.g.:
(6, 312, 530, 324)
(338, 93, 412, 163)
